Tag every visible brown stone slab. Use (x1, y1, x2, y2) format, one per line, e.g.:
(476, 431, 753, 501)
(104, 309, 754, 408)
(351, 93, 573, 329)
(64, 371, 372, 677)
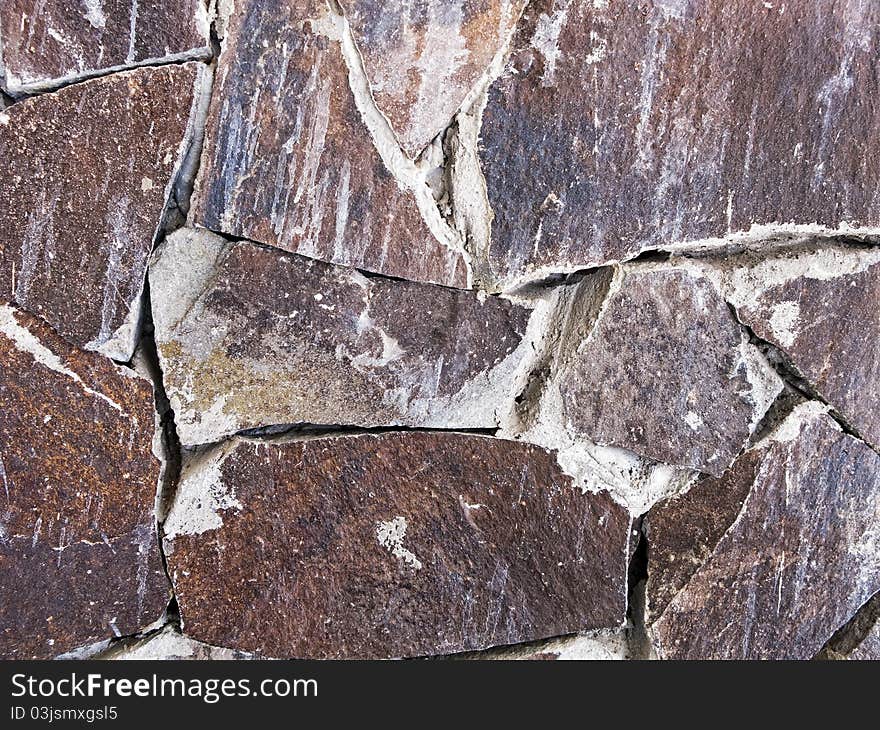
(150, 229, 533, 445)
(164, 432, 630, 658)
(191, 0, 469, 288)
(647, 402, 880, 660)
(0, 0, 210, 95)
(0, 303, 168, 659)
(340, 0, 526, 157)
(0, 63, 207, 361)
(702, 243, 880, 449)
(477, 0, 880, 289)
(551, 265, 781, 475)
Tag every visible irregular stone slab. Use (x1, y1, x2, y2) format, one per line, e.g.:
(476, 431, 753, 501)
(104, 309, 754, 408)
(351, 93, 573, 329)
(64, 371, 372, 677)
(340, 0, 526, 157)
(647, 402, 880, 660)
(698, 243, 880, 449)
(0, 0, 211, 95)
(474, 0, 880, 290)
(0, 63, 208, 361)
(547, 265, 781, 476)
(150, 229, 535, 446)
(0, 303, 169, 659)
(101, 626, 248, 661)
(192, 0, 468, 288)
(164, 433, 630, 658)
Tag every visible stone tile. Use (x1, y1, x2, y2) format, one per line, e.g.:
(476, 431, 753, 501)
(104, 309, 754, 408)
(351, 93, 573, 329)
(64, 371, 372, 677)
(191, 0, 469, 288)
(0, 63, 208, 361)
(0, 303, 169, 659)
(150, 229, 535, 445)
(0, 0, 211, 95)
(340, 0, 526, 157)
(164, 432, 630, 658)
(476, 0, 880, 289)
(698, 243, 880, 449)
(646, 402, 880, 660)
(548, 265, 781, 476)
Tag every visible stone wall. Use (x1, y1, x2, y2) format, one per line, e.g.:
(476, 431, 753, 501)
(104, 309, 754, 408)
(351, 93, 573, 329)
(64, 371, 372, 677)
(1, 0, 878, 660)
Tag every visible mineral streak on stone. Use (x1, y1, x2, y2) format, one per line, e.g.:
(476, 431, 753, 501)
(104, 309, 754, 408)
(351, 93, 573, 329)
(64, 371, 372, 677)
(191, 0, 469, 288)
(150, 229, 534, 446)
(0, 0, 211, 95)
(696, 243, 880, 449)
(647, 402, 880, 660)
(550, 265, 781, 475)
(340, 0, 527, 158)
(0, 63, 208, 361)
(0, 303, 169, 659)
(164, 432, 630, 658)
(477, 0, 880, 290)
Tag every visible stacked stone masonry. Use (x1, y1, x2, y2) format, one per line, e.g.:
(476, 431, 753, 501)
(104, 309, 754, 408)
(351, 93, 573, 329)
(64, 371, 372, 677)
(0, 0, 877, 660)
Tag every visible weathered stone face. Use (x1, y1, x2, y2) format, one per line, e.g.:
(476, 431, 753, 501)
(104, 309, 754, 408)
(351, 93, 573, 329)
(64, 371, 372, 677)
(164, 432, 630, 658)
(0, 0, 210, 95)
(0, 64, 207, 361)
(551, 265, 781, 475)
(191, 0, 469, 288)
(340, 0, 526, 157)
(150, 229, 534, 445)
(477, 0, 880, 289)
(646, 402, 880, 660)
(0, 303, 169, 659)
(101, 626, 248, 661)
(699, 243, 880, 449)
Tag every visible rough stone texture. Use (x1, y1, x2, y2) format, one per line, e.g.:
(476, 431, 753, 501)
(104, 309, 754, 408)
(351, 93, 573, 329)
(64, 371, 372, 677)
(646, 402, 880, 660)
(191, 0, 469, 288)
(477, 0, 880, 289)
(848, 623, 880, 660)
(151, 229, 533, 446)
(0, 0, 211, 95)
(101, 626, 248, 660)
(550, 265, 781, 475)
(164, 432, 630, 659)
(340, 0, 526, 157)
(0, 303, 169, 659)
(698, 243, 880, 449)
(0, 63, 207, 361)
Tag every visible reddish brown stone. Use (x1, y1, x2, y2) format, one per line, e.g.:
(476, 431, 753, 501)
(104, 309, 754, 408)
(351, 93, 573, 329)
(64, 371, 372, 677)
(646, 402, 880, 660)
(0, 303, 168, 659)
(702, 243, 880, 449)
(191, 0, 469, 288)
(340, 0, 526, 157)
(164, 433, 629, 658)
(150, 229, 532, 445)
(477, 0, 880, 289)
(0, 63, 207, 361)
(0, 0, 210, 95)
(551, 265, 781, 475)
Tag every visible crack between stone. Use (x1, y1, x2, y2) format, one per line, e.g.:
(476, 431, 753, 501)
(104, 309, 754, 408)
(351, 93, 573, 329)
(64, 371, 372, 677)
(815, 590, 880, 659)
(324, 0, 471, 283)
(1, 50, 214, 103)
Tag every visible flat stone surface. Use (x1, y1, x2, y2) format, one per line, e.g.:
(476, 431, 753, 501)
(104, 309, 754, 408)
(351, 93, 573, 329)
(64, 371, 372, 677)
(646, 402, 880, 660)
(478, 0, 880, 289)
(552, 265, 781, 475)
(164, 432, 630, 658)
(191, 0, 469, 288)
(150, 229, 533, 446)
(0, 64, 206, 361)
(0, 303, 168, 659)
(1, 0, 210, 95)
(340, 0, 526, 157)
(701, 243, 880, 449)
